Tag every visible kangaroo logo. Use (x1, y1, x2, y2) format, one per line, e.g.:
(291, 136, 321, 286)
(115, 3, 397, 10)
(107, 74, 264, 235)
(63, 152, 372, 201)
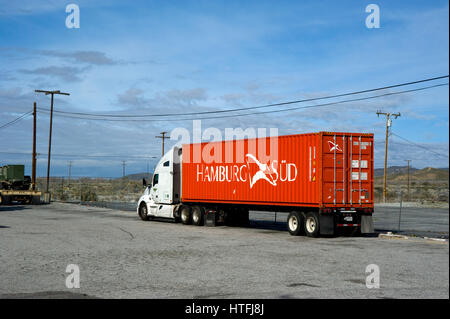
(245, 154, 278, 189)
(328, 141, 342, 152)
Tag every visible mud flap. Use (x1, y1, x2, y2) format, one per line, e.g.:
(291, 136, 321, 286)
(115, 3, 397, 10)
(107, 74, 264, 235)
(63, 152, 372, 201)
(361, 215, 374, 233)
(319, 214, 335, 235)
(204, 210, 216, 227)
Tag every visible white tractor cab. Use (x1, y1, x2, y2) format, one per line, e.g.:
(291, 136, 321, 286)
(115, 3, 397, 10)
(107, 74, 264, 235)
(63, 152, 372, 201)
(137, 147, 182, 221)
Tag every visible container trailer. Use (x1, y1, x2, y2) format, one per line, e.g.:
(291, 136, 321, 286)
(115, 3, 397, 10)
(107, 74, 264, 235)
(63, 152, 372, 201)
(137, 132, 374, 237)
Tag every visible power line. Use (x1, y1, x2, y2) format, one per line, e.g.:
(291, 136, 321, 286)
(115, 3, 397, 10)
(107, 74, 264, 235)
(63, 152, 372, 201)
(37, 75, 449, 118)
(37, 82, 449, 122)
(391, 132, 449, 158)
(0, 110, 32, 130)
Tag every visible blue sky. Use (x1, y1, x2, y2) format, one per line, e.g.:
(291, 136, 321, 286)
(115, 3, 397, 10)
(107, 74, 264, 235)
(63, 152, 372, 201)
(0, 0, 448, 177)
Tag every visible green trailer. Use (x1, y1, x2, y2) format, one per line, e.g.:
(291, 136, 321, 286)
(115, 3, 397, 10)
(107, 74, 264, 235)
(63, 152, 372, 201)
(0, 164, 40, 204)
(0, 165, 31, 190)
(0, 189, 41, 205)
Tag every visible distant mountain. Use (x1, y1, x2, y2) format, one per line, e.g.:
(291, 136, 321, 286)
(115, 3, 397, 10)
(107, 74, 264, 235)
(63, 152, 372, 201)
(124, 173, 153, 181)
(374, 166, 449, 181)
(374, 166, 419, 177)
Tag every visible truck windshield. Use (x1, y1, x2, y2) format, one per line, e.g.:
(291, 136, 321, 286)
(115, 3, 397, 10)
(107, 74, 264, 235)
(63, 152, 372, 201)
(152, 174, 159, 186)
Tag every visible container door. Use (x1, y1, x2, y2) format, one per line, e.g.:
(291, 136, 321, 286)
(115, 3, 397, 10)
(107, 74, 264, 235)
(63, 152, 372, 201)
(322, 134, 373, 206)
(322, 134, 347, 205)
(348, 135, 373, 205)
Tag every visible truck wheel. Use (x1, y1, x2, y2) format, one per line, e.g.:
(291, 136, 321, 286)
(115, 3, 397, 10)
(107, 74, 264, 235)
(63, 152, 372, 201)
(138, 202, 150, 221)
(180, 206, 191, 225)
(287, 211, 304, 236)
(192, 206, 204, 226)
(305, 212, 320, 237)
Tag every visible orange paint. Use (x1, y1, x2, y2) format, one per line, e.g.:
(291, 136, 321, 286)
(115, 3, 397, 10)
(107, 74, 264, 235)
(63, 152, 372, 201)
(182, 132, 374, 209)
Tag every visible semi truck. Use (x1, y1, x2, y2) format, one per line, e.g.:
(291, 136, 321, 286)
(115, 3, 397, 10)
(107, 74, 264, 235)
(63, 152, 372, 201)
(137, 132, 374, 237)
(0, 165, 41, 205)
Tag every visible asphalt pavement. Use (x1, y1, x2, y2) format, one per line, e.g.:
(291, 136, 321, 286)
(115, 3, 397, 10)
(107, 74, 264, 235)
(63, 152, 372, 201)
(0, 202, 448, 298)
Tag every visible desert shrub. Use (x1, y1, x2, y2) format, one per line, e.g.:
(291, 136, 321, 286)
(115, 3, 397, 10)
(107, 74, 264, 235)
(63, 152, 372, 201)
(54, 189, 68, 201)
(81, 188, 98, 202)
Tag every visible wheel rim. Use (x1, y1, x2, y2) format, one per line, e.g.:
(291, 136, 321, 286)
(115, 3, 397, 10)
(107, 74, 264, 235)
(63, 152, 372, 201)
(306, 216, 316, 233)
(193, 211, 199, 223)
(181, 209, 189, 222)
(289, 216, 298, 231)
(141, 205, 147, 218)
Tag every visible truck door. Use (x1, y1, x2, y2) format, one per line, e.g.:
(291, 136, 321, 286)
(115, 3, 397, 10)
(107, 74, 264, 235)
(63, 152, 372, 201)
(150, 148, 178, 207)
(322, 134, 346, 205)
(155, 159, 173, 205)
(348, 135, 373, 205)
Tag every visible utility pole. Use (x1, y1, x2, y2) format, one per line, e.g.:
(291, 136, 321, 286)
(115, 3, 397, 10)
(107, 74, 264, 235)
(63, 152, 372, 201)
(377, 110, 401, 203)
(32, 102, 37, 190)
(122, 160, 126, 178)
(405, 159, 411, 201)
(35, 90, 70, 198)
(156, 131, 169, 156)
(68, 161, 73, 186)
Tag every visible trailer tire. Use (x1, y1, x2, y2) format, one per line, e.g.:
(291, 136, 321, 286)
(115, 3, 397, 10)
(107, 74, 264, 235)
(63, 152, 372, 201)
(1, 195, 11, 205)
(20, 197, 32, 205)
(180, 205, 191, 225)
(31, 195, 40, 205)
(287, 211, 304, 236)
(305, 212, 320, 237)
(191, 206, 204, 226)
(138, 202, 150, 221)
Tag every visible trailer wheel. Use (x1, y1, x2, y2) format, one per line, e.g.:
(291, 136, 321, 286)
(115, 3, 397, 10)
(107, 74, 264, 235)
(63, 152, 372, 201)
(287, 212, 304, 236)
(180, 206, 191, 225)
(138, 202, 150, 221)
(31, 195, 40, 205)
(191, 206, 204, 226)
(305, 212, 320, 237)
(1, 195, 11, 205)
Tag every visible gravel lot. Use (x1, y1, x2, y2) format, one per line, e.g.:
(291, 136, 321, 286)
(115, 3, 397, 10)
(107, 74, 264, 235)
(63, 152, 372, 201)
(0, 202, 448, 299)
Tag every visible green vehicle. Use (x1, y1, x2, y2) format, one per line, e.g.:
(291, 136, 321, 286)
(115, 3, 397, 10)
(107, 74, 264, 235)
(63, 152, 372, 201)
(0, 165, 31, 190)
(0, 164, 40, 205)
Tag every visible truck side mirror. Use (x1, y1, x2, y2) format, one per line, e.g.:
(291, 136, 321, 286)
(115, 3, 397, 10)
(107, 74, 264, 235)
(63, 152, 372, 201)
(143, 178, 147, 187)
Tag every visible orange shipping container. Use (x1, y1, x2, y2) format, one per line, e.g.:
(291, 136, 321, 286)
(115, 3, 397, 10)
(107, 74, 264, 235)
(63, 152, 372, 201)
(181, 132, 374, 209)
